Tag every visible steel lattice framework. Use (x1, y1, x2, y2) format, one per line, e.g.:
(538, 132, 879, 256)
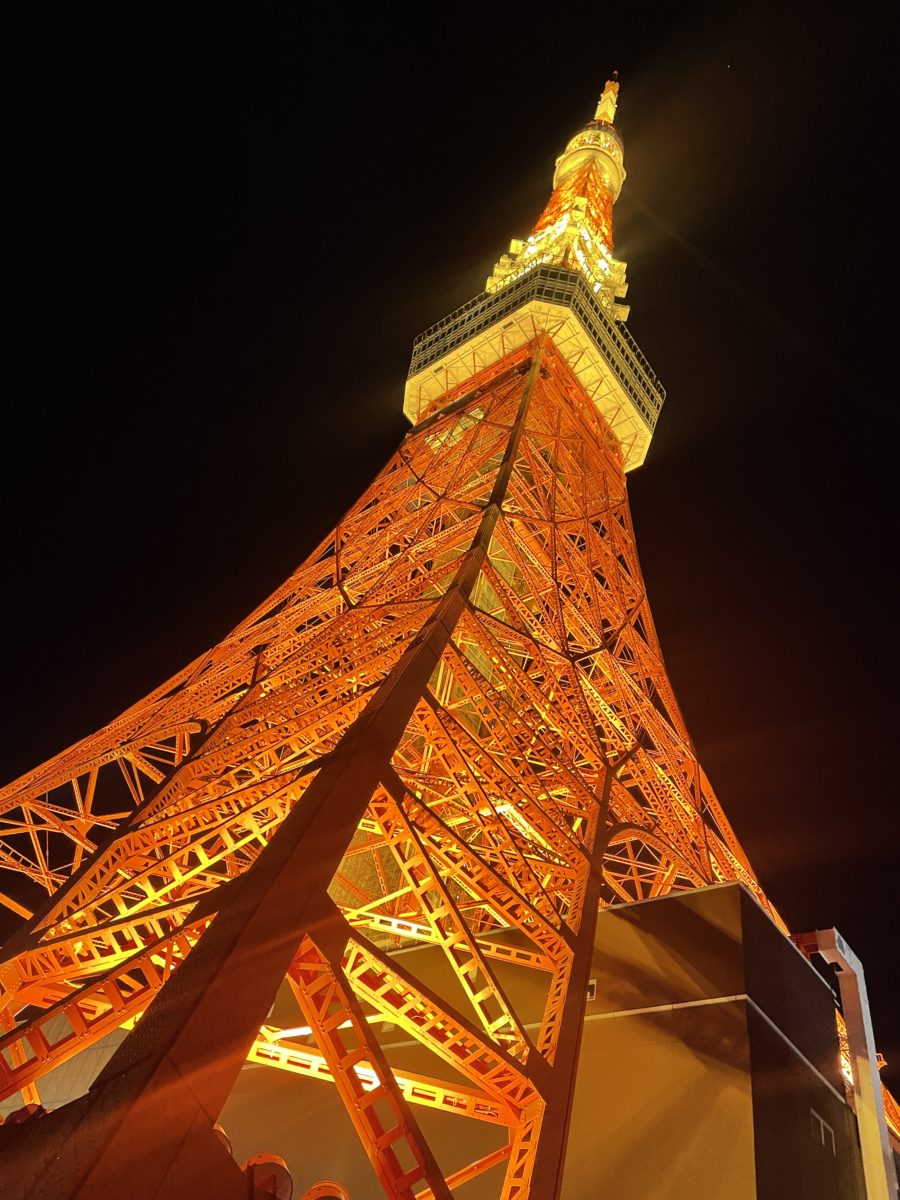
(0, 79, 894, 1199)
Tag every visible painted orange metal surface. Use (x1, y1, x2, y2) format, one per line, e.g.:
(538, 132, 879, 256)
(0, 338, 773, 1193)
(532, 157, 615, 252)
(1, 81, 893, 1198)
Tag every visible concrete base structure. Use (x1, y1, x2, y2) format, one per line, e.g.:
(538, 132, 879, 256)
(216, 883, 876, 1198)
(562, 883, 864, 1200)
(4, 883, 883, 1198)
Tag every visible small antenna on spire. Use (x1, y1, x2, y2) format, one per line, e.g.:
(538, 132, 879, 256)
(594, 76, 620, 124)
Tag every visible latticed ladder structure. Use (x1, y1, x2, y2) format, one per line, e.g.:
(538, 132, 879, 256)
(0, 80, 894, 1199)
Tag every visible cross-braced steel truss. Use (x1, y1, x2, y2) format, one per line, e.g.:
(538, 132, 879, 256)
(0, 339, 787, 1197)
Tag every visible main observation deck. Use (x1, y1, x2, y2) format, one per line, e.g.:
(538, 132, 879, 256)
(404, 265, 665, 471)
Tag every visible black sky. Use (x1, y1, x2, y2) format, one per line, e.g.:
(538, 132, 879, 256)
(3, 5, 897, 1085)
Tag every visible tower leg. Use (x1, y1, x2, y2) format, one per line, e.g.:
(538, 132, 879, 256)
(0, 355, 545, 1198)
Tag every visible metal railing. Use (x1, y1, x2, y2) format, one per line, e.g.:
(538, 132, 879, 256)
(408, 265, 665, 432)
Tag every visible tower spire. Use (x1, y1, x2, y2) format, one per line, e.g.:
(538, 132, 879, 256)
(594, 75, 620, 125)
(485, 75, 630, 320)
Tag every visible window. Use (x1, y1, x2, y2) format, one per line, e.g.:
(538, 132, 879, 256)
(810, 1108, 836, 1155)
(586, 979, 597, 1002)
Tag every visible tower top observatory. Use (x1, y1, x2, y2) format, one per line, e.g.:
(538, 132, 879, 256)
(553, 77, 625, 195)
(404, 79, 665, 470)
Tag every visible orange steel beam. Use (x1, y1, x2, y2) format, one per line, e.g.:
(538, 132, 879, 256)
(1, 78, 894, 1197)
(0, 341, 784, 1196)
(0, 348, 550, 1195)
(0, 919, 209, 1102)
(371, 789, 532, 1057)
(418, 1144, 514, 1198)
(286, 931, 452, 1200)
(249, 1025, 517, 1127)
(0, 318, 889, 1190)
(1, 309, 886, 1192)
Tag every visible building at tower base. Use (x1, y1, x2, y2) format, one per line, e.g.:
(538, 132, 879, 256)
(212, 883, 884, 1199)
(564, 883, 866, 1200)
(2, 883, 894, 1198)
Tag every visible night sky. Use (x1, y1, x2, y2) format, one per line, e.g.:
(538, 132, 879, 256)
(3, 6, 897, 1088)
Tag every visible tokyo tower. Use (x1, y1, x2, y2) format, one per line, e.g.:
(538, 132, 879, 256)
(0, 80, 896, 1200)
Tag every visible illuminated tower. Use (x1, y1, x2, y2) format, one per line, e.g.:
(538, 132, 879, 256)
(0, 81, 894, 1199)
